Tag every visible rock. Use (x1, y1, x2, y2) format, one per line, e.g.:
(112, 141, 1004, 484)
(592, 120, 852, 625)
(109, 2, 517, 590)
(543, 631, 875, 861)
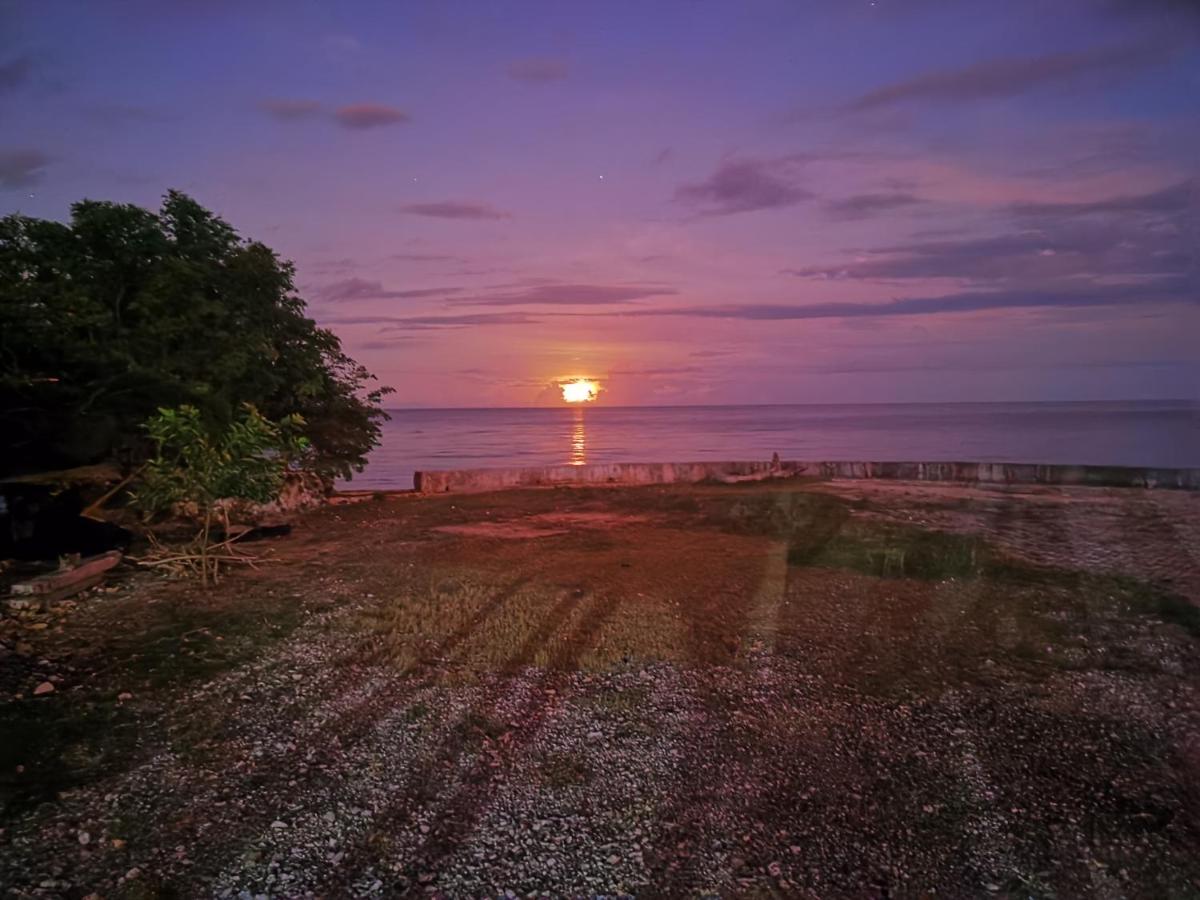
(118, 692, 133, 701)
(112, 838, 127, 849)
(271, 820, 288, 830)
(78, 831, 91, 845)
(587, 730, 603, 740)
(125, 867, 142, 880)
(33, 681, 55, 696)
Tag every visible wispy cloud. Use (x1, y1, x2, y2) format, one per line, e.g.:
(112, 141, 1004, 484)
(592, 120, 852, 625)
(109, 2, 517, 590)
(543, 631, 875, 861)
(675, 155, 813, 216)
(319, 278, 462, 302)
(358, 336, 426, 350)
(846, 40, 1173, 111)
(507, 58, 569, 82)
(400, 201, 511, 220)
(259, 99, 409, 128)
(260, 98, 322, 120)
(788, 182, 1194, 282)
(620, 277, 1195, 322)
(391, 252, 466, 263)
(447, 282, 677, 307)
(333, 103, 410, 128)
(384, 312, 540, 330)
(0, 56, 32, 93)
(0, 148, 50, 189)
(824, 192, 925, 220)
(1010, 178, 1196, 217)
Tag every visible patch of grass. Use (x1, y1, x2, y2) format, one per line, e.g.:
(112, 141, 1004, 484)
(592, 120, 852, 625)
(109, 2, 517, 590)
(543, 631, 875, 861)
(450, 710, 509, 748)
(538, 750, 591, 788)
(1153, 591, 1200, 637)
(805, 524, 990, 580)
(588, 684, 649, 717)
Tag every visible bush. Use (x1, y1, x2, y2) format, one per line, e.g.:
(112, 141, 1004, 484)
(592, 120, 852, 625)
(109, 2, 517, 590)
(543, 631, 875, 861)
(133, 404, 310, 585)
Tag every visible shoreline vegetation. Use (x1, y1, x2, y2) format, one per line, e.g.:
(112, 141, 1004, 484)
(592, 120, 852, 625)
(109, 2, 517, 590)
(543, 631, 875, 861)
(1, 192, 389, 483)
(2, 478, 1198, 895)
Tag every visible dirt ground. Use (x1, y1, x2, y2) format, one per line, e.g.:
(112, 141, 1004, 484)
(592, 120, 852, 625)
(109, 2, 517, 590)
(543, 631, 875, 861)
(1, 479, 1198, 898)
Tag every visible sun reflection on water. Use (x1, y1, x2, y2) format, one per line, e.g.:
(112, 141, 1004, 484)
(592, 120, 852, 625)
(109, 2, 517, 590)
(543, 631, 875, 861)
(569, 407, 586, 466)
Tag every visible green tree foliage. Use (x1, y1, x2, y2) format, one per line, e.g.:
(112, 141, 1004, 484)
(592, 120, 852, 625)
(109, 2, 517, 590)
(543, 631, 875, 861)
(135, 404, 309, 517)
(0, 191, 390, 478)
(133, 404, 310, 585)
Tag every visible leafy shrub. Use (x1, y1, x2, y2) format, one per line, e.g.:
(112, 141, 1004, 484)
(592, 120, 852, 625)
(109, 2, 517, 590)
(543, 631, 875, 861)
(133, 404, 310, 584)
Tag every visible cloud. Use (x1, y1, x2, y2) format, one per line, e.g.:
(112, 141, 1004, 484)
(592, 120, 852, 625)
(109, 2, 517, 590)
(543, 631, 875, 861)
(824, 192, 925, 220)
(0, 148, 50, 189)
(383, 312, 540, 330)
(447, 282, 677, 307)
(358, 337, 425, 350)
(675, 155, 813, 216)
(1104, 0, 1200, 26)
(846, 40, 1173, 111)
(507, 58, 569, 82)
(0, 56, 31, 93)
(391, 252, 465, 262)
(260, 98, 322, 120)
(787, 182, 1194, 282)
(319, 278, 462, 302)
(785, 230, 1188, 282)
(621, 277, 1195, 323)
(333, 103, 410, 128)
(400, 201, 511, 220)
(1010, 178, 1196, 217)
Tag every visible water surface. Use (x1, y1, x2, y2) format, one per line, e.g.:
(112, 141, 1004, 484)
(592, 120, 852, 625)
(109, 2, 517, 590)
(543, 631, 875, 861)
(344, 401, 1199, 490)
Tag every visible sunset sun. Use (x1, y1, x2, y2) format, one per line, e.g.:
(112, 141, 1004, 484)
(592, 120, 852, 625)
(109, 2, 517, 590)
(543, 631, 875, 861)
(560, 379, 599, 403)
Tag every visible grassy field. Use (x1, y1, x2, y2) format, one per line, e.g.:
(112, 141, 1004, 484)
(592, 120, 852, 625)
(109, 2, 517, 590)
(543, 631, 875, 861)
(1, 479, 1197, 897)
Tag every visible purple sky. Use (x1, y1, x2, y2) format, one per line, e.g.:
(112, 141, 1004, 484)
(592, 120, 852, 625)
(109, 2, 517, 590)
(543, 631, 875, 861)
(2, 0, 1197, 407)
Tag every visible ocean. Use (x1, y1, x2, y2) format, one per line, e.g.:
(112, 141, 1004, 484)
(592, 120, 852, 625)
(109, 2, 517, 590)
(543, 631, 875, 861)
(342, 400, 1200, 490)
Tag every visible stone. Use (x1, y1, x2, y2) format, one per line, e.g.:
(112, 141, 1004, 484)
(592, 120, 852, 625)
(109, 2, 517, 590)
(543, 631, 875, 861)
(33, 681, 55, 696)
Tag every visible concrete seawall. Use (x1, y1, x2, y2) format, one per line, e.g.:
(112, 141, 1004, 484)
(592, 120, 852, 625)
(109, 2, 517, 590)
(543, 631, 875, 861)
(413, 460, 1200, 494)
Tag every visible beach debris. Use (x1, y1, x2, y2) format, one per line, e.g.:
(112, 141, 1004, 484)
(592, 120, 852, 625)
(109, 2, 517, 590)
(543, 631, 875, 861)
(7, 550, 122, 611)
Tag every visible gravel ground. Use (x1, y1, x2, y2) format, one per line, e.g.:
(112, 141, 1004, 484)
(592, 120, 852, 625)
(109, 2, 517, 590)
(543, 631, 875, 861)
(1, 480, 1197, 898)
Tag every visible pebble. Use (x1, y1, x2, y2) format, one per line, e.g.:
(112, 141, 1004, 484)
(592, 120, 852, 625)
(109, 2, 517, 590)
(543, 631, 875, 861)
(33, 681, 55, 696)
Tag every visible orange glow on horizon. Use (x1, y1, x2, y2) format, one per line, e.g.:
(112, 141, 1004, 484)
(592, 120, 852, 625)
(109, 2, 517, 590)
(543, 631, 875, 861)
(560, 379, 600, 403)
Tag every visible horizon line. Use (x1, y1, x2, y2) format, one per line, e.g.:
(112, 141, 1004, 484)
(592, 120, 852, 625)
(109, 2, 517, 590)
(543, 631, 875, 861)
(383, 397, 1198, 412)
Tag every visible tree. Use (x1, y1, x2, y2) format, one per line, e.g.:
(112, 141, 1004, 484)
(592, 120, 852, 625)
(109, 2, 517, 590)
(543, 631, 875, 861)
(0, 191, 390, 479)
